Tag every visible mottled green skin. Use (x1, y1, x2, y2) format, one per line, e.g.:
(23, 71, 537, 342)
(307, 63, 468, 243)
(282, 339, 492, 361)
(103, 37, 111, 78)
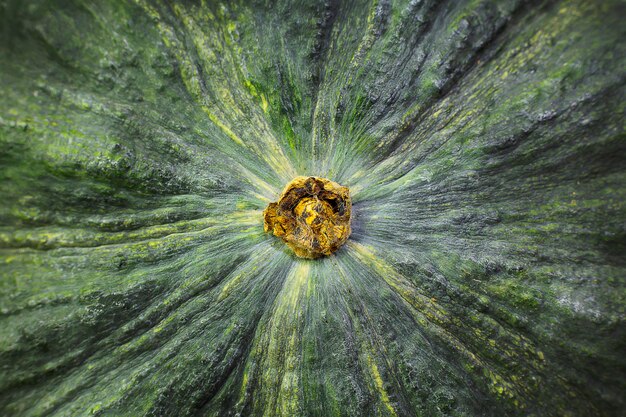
(0, 0, 625, 416)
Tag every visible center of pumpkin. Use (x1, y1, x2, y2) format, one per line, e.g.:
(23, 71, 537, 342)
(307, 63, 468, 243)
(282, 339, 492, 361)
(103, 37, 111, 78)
(263, 176, 352, 259)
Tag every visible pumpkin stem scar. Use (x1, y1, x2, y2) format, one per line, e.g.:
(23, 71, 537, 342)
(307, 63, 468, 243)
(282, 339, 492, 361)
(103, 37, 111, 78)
(263, 176, 352, 259)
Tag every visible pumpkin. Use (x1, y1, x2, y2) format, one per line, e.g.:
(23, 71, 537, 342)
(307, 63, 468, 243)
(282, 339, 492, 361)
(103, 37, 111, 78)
(1, 0, 624, 416)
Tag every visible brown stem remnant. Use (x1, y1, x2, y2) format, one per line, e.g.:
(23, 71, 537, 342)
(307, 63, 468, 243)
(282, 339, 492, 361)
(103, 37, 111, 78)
(264, 176, 352, 259)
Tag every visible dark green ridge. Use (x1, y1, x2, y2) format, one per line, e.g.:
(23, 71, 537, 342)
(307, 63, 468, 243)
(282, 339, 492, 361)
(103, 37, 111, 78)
(0, 0, 624, 416)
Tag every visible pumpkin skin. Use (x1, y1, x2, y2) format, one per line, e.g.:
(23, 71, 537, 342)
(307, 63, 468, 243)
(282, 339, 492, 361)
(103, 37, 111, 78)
(0, 0, 624, 416)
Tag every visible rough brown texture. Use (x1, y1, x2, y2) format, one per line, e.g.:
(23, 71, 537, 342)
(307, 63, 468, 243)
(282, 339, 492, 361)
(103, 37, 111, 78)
(264, 176, 351, 258)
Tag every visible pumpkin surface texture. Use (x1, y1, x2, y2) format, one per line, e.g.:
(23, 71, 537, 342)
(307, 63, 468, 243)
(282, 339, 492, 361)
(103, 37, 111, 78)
(0, 0, 625, 416)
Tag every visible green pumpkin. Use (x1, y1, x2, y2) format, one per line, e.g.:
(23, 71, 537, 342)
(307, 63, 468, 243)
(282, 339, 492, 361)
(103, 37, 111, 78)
(1, 0, 624, 416)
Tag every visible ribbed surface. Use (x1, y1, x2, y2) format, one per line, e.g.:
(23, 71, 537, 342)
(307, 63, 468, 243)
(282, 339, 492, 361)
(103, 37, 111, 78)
(0, 0, 624, 416)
